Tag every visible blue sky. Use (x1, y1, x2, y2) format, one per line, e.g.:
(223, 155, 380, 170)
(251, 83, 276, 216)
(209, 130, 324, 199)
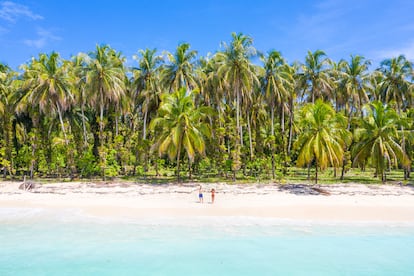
(1, 0, 413, 69)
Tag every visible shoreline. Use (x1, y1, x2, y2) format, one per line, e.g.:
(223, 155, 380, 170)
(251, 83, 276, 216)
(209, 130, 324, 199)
(1, 181, 414, 223)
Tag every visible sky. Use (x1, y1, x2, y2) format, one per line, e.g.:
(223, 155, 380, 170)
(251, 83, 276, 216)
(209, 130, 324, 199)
(0, 0, 413, 69)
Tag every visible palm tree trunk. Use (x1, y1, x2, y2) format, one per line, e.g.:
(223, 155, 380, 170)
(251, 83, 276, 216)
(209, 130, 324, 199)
(315, 160, 318, 184)
(311, 87, 315, 104)
(340, 156, 346, 180)
(30, 143, 35, 179)
(99, 86, 106, 179)
(143, 108, 148, 140)
(247, 113, 253, 159)
(3, 113, 13, 177)
(115, 113, 119, 137)
(99, 86, 105, 141)
(237, 90, 243, 147)
(81, 102, 88, 146)
(281, 104, 285, 135)
(271, 106, 275, 179)
(29, 127, 38, 179)
(288, 98, 294, 155)
(281, 105, 287, 174)
(56, 103, 68, 144)
(176, 138, 182, 183)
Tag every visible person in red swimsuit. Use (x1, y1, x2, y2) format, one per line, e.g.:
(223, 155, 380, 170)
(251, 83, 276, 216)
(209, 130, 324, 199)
(211, 188, 215, 204)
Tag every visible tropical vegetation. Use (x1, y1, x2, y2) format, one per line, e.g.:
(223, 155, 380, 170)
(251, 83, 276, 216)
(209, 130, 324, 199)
(0, 33, 413, 183)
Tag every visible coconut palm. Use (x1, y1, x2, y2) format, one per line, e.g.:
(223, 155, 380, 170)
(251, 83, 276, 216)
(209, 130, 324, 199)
(162, 43, 198, 92)
(378, 55, 413, 179)
(0, 64, 19, 176)
(261, 50, 293, 177)
(132, 48, 163, 140)
(300, 50, 333, 103)
(295, 100, 350, 184)
(83, 45, 126, 172)
(0, 63, 10, 114)
(150, 88, 213, 182)
(378, 55, 413, 112)
(215, 32, 259, 175)
(353, 101, 410, 182)
(337, 55, 371, 118)
(70, 53, 91, 147)
(84, 44, 126, 139)
(20, 52, 74, 145)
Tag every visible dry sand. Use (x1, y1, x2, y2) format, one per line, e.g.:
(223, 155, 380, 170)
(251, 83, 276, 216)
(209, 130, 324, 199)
(1, 181, 414, 223)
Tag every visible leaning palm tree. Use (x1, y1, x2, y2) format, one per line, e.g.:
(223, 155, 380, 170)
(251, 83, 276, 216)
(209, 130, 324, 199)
(150, 88, 213, 182)
(19, 52, 75, 178)
(20, 52, 74, 145)
(352, 101, 410, 183)
(295, 100, 350, 184)
(161, 43, 198, 92)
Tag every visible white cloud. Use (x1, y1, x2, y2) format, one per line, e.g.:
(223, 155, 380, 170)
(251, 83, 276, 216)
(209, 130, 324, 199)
(24, 28, 61, 48)
(376, 41, 414, 61)
(0, 1, 43, 22)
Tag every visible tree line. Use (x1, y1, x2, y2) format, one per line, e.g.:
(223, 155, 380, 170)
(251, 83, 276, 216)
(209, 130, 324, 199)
(0, 32, 413, 183)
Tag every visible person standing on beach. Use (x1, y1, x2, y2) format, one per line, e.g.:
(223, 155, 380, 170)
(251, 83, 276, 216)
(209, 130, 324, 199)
(211, 188, 215, 204)
(198, 185, 203, 203)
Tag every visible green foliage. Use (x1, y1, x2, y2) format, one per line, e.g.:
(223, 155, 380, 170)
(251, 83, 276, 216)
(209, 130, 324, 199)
(76, 148, 100, 177)
(105, 148, 121, 177)
(0, 38, 412, 183)
(352, 101, 410, 182)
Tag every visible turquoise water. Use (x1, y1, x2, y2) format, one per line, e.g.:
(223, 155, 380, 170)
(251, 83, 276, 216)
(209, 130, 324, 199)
(1, 208, 414, 275)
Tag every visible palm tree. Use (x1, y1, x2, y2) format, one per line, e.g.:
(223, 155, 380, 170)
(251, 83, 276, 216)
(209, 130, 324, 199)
(162, 43, 198, 92)
(338, 55, 371, 118)
(71, 53, 90, 147)
(216, 32, 259, 175)
(85, 44, 126, 139)
(295, 100, 350, 184)
(261, 50, 294, 177)
(84, 45, 126, 177)
(378, 55, 413, 112)
(150, 88, 213, 182)
(20, 52, 74, 145)
(132, 48, 163, 140)
(353, 101, 410, 183)
(0, 64, 19, 176)
(378, 55, 413, 179)
(300, 50, 333, 103)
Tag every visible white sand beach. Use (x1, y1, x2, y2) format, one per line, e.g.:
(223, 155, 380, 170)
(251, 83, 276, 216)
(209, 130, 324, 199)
(1, 181, 414, 222)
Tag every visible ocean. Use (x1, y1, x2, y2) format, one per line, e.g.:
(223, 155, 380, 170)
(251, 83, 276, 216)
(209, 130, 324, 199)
(1, 208, 413, 275)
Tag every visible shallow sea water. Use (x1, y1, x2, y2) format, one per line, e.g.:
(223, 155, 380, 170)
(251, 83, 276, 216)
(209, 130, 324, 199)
(0, 208, 413, 275)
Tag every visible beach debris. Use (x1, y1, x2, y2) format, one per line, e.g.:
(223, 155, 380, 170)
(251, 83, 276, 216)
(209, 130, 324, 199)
(311, 187, 331, 196)
(19, 181, 36, 191)
(279, 184, 331, 196)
